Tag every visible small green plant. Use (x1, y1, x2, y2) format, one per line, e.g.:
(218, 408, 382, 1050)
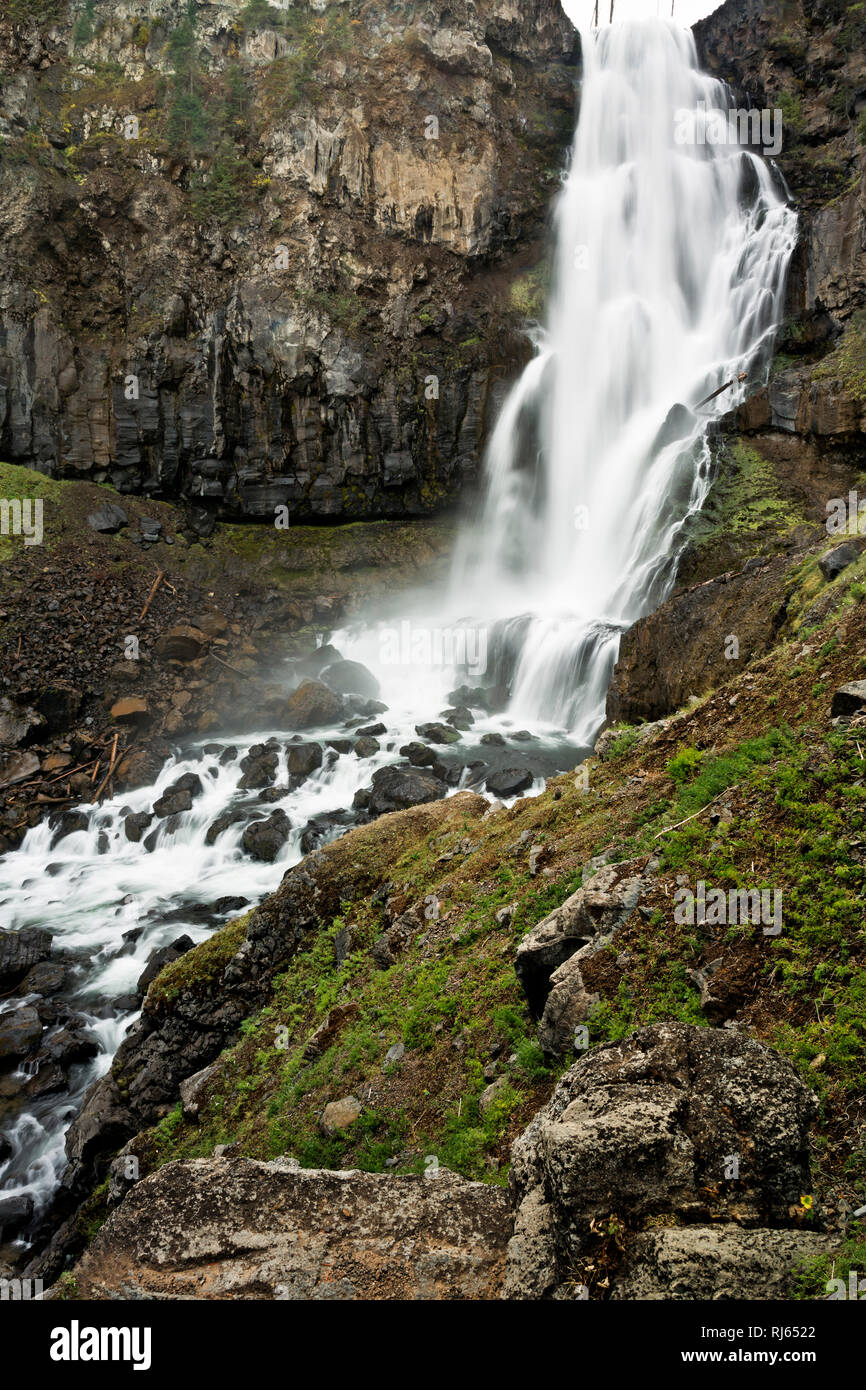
(608, 726, 639, 758)
(666, 747, 705, 783)
(791, 1234, 866, 1299)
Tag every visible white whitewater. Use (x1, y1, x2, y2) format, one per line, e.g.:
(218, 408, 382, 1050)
(450, 17, 797, 744)
(0, 18, 797, 1240)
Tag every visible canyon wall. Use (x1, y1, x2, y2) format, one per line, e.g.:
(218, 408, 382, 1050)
(0, 0, 578, 519)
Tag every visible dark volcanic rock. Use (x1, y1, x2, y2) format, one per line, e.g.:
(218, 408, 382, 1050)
(205, 806, 250, 845)
(485, 767, 533, 798)
(36, 686, 83, 734)
(0, 1005, 43, 1061)
(399, 741, 437, 766)
(48, 809, 89, 846)
(367, 765, 448, 815)
(137, 936, 196, 997)
(607, 557, 792, 724)
(154, 625, 210, 663)
(44, 1028, 100, 1068)
(295, 645, 343, 680)
(819, 542, 860, 582)
(0, 1192, 35, 1238)
(242, 810, 292, 862)
(153, 773, 204, 818)
(0, 0, 578, 528)
(123, 811, 153, 843)
(18, 961, 66, 996)
(238, 746, 279, 790)
(415, 722, 460, 745)
(86, 503, 127, 534)
(0, 929, 52, 988)
(287, 742, 324, 778)
(213, 896, 250, 915)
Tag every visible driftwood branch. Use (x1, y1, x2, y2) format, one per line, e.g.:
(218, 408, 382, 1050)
(138, 570, 164, 622)
(91, 734, 120, 804)
(208, 650, 247, 677)
(653, 785, 740, 841)
(46, 759, 98, 784)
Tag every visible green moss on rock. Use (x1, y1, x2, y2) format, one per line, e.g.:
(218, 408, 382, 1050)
(146, 912, 252, 1011)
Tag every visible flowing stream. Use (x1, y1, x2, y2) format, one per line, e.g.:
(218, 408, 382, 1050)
(0, 17, 796, 1250)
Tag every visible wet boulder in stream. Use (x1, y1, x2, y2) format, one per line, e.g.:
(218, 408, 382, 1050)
(205, 805, 250, 845)
(242, 810, 292, 862)
(399, 741, 437, 766)
(415, 722, 460, 745)
(0, 1004, 43, 1061)
(122, 810, 153, 843)
(238, 744, 279, 790)
(44, 1027, 100, 1068)
(17, 961, 66, 996)
(48, 809, 89, 846)
(294, 644, 343, 680)
(285, 680, 345, 730)
(366, 765, 448, 816)
(153, 773, 204, 818)
(0, 1192, 35, 1239)
(485, 767, 534, 798)
(287, 742, 323, 779)
(300, 810, 352, 854)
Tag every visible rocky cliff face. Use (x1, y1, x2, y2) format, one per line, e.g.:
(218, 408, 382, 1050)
(0, 0, 577, 519)
(695, 0, 866, 498)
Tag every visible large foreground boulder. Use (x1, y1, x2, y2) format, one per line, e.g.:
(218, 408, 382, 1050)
(61, 1158, 511, 1301)
(504, 1023, 821, 1300)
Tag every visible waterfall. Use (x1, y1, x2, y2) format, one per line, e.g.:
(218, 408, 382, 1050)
(0, 17, 798, 1245)
(450, 17, 797, 744)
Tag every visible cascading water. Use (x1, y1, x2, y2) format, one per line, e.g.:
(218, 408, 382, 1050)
(450, 17, 797, 744)
(0, 16, 797, 1252)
